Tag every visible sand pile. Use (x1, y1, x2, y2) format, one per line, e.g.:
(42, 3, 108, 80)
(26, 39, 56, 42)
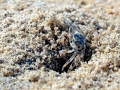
(0, 0, 120, 90)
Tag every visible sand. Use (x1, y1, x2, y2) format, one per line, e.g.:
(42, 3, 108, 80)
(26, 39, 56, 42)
(0, 0, 120, 90)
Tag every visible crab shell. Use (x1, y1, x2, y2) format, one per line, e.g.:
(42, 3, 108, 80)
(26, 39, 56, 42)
(70, 31, 86, 54)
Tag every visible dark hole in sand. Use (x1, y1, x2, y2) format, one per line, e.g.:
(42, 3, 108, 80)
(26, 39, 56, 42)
(45, 40, 96, 73)
(14, 19, 96, 75)
(14, 37, 96, 75)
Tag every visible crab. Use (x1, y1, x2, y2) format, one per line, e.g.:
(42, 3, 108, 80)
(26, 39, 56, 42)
(61, 20, 86, 72)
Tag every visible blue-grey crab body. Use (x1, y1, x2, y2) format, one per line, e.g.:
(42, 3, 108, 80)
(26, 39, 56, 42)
(72, 33, 86, 54)
(61, 21, 86, 72)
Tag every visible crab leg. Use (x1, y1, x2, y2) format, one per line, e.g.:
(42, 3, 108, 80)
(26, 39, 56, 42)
(62, 52, 77, 71)
(67, 60, 75, 72)
(67, 55, 81, 72)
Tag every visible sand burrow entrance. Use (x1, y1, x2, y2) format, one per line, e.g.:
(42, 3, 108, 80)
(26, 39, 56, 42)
(15, 17, 96, 74)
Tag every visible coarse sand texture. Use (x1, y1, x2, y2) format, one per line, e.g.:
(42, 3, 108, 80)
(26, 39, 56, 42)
(0, 0, 120, 90)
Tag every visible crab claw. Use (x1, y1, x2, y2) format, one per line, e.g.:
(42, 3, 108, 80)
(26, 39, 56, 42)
(67, 49, 74, 53)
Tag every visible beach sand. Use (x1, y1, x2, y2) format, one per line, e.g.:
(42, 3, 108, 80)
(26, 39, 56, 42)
(0, 0, 120, 90)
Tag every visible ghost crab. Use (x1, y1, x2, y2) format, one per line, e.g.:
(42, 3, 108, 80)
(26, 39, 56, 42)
(61, 19, 86, 72)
